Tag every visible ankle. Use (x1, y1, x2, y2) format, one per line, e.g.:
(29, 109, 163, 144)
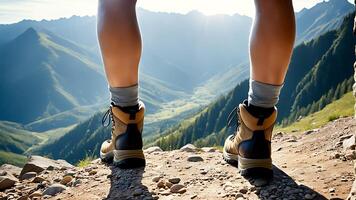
(244, 100, 274, 119)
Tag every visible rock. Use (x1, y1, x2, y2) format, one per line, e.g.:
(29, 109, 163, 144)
(157, 180, 165, 188)
(88, 170, 97, 175)
(201, 147, 215, 152)
(0, 164, 21, 177)
(32, 176, 45, 183)
(72, 179, 81, 187)
(187, 155, 204, 162)
(170, 184, 185, 193)
(303, 130, 315, 135)
(152, 176, 161, 182)
(60, 175, 73, 185)
(133, 188, 143, 196)
(20, 156, 73, 176)
(64, 170, 76, 177)
(239, 188, 248, 194)
(20, 172, 37, 180)
(343, 135, 356, 150)
(329, 188, 336, 193)
(144, 146, 163, 154)
(180, 144, 197, 152)
(165, 181, 173, 188)
(0, 174, 17, 190)
(168, 177, 181, 184)
(42, 184, 66, 196)
(346, 151, 356, 160)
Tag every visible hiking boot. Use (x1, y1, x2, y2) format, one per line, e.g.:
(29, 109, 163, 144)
(100, 101, 145, 168)
(223, 101, 277, 178)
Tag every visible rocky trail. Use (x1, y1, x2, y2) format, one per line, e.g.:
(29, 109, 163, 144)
(0, 117, 355, 200)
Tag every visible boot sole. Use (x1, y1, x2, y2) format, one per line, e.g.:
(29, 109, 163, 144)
(113, 149, 145, 169)
(223, 149, 273, 179)
(100, 151, 114, 163)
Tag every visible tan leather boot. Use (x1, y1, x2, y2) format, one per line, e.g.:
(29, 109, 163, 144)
(223, 101, 277, 178)
(100, 101, 145, 168)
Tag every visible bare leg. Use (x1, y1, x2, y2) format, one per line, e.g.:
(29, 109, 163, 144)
(97, 0, 141, 87)
(250, 0, 295, 85)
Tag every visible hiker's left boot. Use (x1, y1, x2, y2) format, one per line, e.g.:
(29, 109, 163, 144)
(223, 100, 277, 179)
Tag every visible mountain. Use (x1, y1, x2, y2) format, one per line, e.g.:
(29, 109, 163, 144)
(149, 12, 356, 150)
(0, 10, 253, 92)
(0, 28, 108, 124)
(296, 0, 354, 44)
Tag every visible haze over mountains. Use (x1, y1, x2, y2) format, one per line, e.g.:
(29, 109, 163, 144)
(0, 0, 354, 165)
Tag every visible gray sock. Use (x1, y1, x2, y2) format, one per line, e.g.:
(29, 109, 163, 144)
(248, 79, 283, 108)
(110, 84, 139, 107)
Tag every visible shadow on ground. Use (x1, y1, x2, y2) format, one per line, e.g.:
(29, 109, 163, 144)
(105, 166, 153, 200)
(244, 165, 328, 200)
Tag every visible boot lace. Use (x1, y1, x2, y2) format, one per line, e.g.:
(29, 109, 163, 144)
(102, 107, 115, 132)
(226, 106, 240, 139)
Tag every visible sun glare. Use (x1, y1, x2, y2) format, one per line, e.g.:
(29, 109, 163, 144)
(0, 0, 354, 24)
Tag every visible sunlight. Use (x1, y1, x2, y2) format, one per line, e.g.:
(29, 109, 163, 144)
(0, 0, 354, 24)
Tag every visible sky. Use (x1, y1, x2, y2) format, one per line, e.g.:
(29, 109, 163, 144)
(0, 0, 354, 24)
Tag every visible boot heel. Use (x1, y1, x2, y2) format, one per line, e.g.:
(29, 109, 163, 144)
(113, 149, 145, 168)
(238, 156, 273, 178)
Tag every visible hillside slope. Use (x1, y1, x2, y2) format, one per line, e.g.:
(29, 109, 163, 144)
(296, 0, 354, 43)
(0, 28, 107, 124)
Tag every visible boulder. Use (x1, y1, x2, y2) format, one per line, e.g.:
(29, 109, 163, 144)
(144, 146, 163, 154)
(20, 156, 73, 176)
(0, 164, 21, 177)
(180, 144, 197, 152)
(0, 174, 17, 190)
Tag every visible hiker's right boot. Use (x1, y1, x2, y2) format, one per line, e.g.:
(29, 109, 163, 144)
(223, 101, 277, 179)
(100, 101, 145, 168)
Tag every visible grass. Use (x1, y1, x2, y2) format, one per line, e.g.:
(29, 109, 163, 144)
(276, 92, 355, 133)
(77, 154, 96, 168)
(0, 151, 27, 167)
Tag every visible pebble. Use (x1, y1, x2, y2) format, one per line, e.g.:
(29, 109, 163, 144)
(152, 176, 161, 182)
(168, 177, 181, 184)
(239, 188, 248, 194)
(329, 188, 335, 193)
(32, 176, 45, 183)
(187, 155, 204, 162)
(157, 180, 165, 188)
(20, 172, 37, 180)
(60, 175, 73, 185)
(165, 181, 173, 188)
(42, 184, 66, 196)
(88, 170, 97, 175)
(170, 184, 185, 193)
